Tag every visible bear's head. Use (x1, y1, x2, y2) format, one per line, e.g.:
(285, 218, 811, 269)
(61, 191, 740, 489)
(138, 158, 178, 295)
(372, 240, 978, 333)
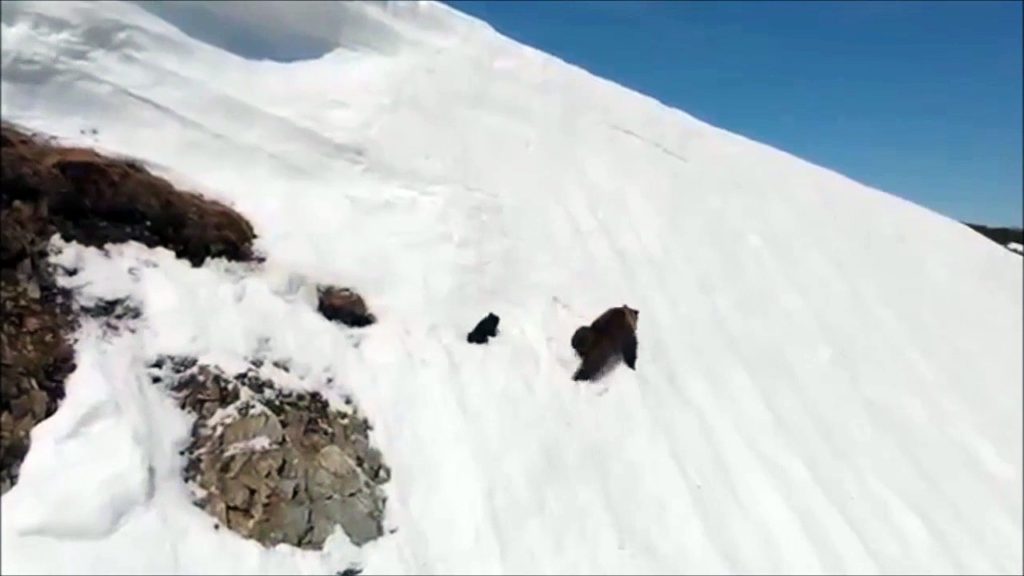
(622, 305, 638, 330)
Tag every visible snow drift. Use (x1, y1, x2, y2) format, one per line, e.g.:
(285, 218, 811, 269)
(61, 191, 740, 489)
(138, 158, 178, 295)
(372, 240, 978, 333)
(1, 0, 1021, 574)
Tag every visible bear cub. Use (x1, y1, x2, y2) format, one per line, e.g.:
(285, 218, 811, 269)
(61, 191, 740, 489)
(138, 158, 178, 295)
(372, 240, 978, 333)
(467, 312, 500, 344)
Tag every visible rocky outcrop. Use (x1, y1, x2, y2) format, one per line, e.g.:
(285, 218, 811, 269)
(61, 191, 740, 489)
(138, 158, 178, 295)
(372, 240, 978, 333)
(2, 123, 257, 266)
(2, 124, 388, 550)
(317, 286, 376, 328)
(1, 127, 76, 495)
(149, 357, 390, 549)
(0, 256, 75, 495)
(0, 123, 258, 494)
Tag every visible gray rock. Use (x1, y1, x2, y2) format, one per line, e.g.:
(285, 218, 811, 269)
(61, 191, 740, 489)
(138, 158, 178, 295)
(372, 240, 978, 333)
(318, 446, 362, 493)
(258, 498, 310, 545)
(221, 477, 252, 509)
(333, 492, 385, 545)
(159, 359, 390, 550)
(221, 411, 284, 446)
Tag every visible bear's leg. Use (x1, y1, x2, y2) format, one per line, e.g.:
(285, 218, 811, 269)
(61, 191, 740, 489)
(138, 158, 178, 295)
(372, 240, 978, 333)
(572, 363, 593, 381)
(622, 333, 637, 370)
(572, 348, 607, 381)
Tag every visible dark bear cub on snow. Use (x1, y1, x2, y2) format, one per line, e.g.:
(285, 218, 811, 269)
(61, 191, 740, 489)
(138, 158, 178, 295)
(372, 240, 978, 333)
(571, 305, 638, 381)
(467, 312, 500, 344)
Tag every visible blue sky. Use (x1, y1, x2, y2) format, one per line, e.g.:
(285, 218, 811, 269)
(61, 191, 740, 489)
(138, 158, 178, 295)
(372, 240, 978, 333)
(446, 0, 1023, 227)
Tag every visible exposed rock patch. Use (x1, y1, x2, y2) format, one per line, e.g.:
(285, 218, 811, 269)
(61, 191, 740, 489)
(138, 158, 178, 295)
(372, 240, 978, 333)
(2, 123, 257, 266)
(0, 256, 75, 495)
(79, 297, 143, 335)
(317, 286, 376, 328)
(148, 357, 389, 549)
(2, 124, 388, 553)
(1, 123, 257, 494)
(1, 128, 77, 494)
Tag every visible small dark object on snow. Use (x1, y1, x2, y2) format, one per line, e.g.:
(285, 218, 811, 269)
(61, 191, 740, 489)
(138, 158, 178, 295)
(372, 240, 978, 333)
(571, 305, 639, 381)
(467, 312, 500, 344)
(337, 567, 364, 576)
(317, 286, 376, 327)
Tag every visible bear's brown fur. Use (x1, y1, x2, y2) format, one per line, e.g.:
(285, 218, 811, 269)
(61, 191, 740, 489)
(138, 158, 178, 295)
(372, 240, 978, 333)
(571, 305, 638, 381)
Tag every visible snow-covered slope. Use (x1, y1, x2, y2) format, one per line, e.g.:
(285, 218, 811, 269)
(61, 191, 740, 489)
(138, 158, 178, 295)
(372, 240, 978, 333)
(1, 1, 1021, 574)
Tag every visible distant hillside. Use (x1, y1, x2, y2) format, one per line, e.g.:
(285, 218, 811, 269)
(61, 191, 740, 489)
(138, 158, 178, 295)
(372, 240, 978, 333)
(964, 222, 1023, 254)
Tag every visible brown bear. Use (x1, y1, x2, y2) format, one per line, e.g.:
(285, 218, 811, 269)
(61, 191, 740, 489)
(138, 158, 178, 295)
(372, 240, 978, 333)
(570, 305, 638, 381)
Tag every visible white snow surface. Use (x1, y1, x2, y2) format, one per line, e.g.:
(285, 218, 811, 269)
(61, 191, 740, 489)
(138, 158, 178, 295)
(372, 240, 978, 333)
(1, 1, 1021, 574)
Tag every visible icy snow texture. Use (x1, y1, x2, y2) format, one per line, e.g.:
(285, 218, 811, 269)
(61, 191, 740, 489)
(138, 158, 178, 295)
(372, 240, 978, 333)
(1, 1, 1021, 574)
